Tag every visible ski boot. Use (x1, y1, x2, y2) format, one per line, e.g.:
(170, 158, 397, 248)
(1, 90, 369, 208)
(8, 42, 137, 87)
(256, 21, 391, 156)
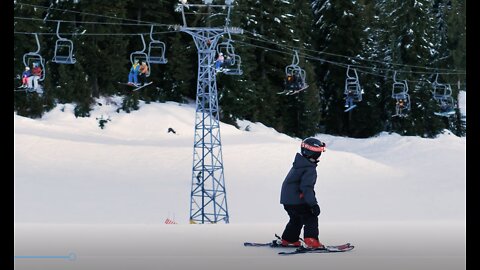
(302, 238, 325, 249)
(273, 234, 301, 247)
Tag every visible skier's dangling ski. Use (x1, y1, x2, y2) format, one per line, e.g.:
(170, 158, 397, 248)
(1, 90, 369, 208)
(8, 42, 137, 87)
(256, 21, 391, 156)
(117, 81, 153, 91)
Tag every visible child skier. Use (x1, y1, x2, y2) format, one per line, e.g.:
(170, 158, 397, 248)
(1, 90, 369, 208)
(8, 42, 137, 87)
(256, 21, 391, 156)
(279, 137, 326, 249)
(21, 66, 31, 88)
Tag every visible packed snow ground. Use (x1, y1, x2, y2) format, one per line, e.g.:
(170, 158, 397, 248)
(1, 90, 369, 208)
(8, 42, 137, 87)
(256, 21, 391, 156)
(14, 94, 466, 270)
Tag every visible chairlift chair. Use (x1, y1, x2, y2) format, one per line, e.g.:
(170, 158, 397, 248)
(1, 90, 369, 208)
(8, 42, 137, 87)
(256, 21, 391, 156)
(216, 41, 236, 63)
(22, 33, 45, 81)
(432, 83, 452, 100)
(433, 84, 455, 116)
(392, 81, 408, 99)
(52, 21, 76, 64)
(284, 50, 307, 91)
(216, 39, 242, 75)
(284, 66, 307, 91)
(130, 34, 151, 77)
(344, 65, 362, 103)
(147, 25, 168, 64)
(391, 72, 411, 117)
(432, 74, 453, 100)
(431, 73, 455, 116)
(435, 96, 455, 116)
(222, 54, 243, 75)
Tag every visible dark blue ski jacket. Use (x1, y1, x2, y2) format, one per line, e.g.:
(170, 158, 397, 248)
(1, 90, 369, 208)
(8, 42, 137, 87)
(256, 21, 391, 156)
(280, 153, 318, 206)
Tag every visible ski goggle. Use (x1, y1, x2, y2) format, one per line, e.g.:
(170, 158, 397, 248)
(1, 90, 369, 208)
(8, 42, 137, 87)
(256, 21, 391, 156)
(301, 142, 326, 153)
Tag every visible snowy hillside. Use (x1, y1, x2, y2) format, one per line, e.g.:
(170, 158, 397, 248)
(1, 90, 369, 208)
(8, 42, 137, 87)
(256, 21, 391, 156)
(14, 97, 466, 270)
(14, 97, 466, 224)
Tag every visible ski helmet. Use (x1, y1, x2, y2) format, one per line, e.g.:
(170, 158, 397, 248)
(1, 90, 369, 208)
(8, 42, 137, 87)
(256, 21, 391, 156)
(300, 137, 326, 160)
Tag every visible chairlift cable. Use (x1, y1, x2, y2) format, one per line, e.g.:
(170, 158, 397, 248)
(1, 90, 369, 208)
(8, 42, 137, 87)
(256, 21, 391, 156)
(14, 3, 465, 87)
(14, 30, 179, 37)
(233, 40, 465, 86)
(14, 16, 155, 27)
(15, 2, 172, 27)
(241, 30, 465, 74)
(16, 2, 465, 75)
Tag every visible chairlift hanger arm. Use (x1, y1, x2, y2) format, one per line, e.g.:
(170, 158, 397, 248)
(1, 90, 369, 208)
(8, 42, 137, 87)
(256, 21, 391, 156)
(137, 34, 147, 52)
(291, 50, 299, 66)
(55, 21, 65, 40)
(346, 65, 360, 80)
(33, 33, 41, 54)
(149, 25, 157, 41)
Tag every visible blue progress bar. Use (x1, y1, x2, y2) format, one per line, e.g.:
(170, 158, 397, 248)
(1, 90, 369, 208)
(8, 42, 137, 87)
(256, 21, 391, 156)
(15, 252, 76, 261)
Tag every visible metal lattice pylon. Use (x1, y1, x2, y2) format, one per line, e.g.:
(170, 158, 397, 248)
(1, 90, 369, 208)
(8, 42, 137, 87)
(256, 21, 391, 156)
(176, 1, 242, 224)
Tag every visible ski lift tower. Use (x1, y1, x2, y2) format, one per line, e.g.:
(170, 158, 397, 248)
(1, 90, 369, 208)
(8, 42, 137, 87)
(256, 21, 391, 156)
(175, 0, 243, 224)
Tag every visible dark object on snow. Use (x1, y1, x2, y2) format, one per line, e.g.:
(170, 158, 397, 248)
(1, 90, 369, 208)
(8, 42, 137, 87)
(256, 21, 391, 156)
(96, 115, 111, 129)
(168, 127, 177, 134)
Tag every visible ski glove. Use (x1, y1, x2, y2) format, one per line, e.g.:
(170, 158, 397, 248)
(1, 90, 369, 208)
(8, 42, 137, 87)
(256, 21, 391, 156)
(311, 204, 320, 216)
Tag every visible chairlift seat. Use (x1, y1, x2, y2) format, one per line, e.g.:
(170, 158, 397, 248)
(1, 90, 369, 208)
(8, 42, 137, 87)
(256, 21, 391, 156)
(52, 55, 76, 64)
(432, 75, 455, 116)
(221, 55, 242, 76)
(346, 83, 361, 95)
(148, 41, 168, 64)
(223, 68, 243, 76)
(52, 38, 76, 64)
(148, 56, 168, 64)
(392, 83, 408, 96)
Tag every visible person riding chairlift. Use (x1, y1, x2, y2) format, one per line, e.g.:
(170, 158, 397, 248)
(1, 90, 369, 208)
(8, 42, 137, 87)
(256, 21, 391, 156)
(20, 66, 31, 88)
(215, 52, 224, 71)
(128, 59, 140, 86)
(345, 90, 355, 108)
(223, 55, 233, 68)
(27, 62, 42, 92)
(285, 73, 296, 90)
(138, 61, 149, 86)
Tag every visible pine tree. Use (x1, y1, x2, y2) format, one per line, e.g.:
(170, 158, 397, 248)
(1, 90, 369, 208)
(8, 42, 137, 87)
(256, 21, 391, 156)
(162, 32, 196, 103)
(75, 0, 130, 98)
(233, 0, 285, 129)
(228, 0, 322, 137)
(217, 1, 275, 127)
(380, 0, 447, 137)
(311, 0, 366, 136)
(278, 0, 322, 138)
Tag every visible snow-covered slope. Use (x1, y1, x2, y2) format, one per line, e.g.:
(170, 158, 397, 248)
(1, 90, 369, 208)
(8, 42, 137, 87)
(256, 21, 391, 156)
(14, 97, 466, 224)
(14, 97, 466, 270)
